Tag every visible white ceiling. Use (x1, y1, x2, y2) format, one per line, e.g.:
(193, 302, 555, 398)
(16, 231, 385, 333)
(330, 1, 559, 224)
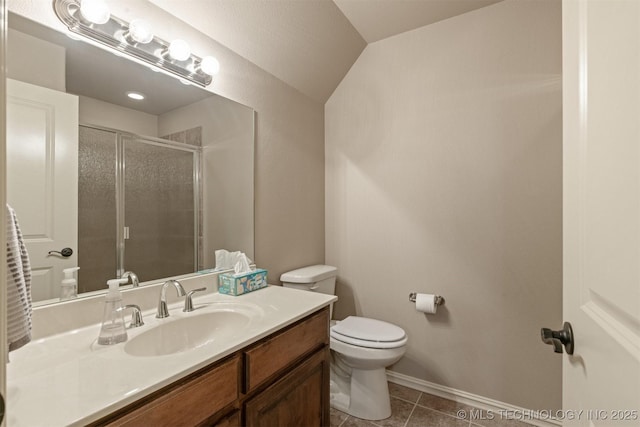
(14, 0, 506, 111)
(334, 0, 504, 43)
(150, 0, 366, 104)
(150, 0, 503, 104)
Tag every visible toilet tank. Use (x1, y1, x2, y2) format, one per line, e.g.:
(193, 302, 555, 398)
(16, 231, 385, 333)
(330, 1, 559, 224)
(280, 265, 337, 295)
(281, 263, 338, 313)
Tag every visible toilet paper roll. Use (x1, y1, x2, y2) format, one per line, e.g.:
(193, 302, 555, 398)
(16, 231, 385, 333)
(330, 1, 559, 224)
(415, 293, 438, 314)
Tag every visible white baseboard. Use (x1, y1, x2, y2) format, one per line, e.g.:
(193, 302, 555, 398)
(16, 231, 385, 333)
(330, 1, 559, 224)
(386, 370, 561, 427)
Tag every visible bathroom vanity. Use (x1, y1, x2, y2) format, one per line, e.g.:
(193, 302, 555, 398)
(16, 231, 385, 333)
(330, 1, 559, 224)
(95, 308, 330, 426)
(7, 285, 336, 426)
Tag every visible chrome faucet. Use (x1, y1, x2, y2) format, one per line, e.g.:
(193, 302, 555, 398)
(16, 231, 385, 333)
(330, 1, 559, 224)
(122, 271, 139, 287)
(117, 304, 145, 328)
(156, 280, 186, 318)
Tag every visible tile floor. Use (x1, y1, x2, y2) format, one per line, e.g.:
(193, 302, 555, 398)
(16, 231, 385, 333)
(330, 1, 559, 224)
(330, 382, 536, 427)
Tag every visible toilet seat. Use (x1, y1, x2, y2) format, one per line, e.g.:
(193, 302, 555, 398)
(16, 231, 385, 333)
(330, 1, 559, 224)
(330, 316, 407, 349)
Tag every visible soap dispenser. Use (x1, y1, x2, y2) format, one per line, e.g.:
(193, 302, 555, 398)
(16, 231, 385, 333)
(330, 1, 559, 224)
(97, 278, 129, 345)
(60, 267, 80, 301)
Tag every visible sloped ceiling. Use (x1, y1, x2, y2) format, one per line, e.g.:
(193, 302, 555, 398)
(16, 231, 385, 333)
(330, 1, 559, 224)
(150, 0, 366, 104)
(334, 0, 504, 43)
(150, 0, 503, 104)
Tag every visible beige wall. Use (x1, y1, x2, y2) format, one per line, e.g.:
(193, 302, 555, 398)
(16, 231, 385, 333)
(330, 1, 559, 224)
(7, 28, 65, 92)
(325, 0, 562, 411)
(8, 0, 326, 282)
(158, 96, 255, 266)
(79, 95, 158, 136)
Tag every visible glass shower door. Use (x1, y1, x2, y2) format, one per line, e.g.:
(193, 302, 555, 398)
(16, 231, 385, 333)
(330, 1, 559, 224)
(78, 126, 118, 293)
(121, 136, 198, 282)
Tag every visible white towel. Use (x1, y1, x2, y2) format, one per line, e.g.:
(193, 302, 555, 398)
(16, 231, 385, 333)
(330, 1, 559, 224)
(6, 204, 32, 352)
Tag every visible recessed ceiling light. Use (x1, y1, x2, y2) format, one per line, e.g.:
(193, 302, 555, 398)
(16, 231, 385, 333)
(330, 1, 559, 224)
(127, 92, 145, 101)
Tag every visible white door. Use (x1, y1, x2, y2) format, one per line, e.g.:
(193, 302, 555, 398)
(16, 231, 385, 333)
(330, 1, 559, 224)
(6, 79, 78, 302)
(562, 0, 640, 424)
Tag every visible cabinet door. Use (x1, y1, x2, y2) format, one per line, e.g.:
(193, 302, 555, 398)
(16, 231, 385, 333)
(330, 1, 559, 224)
(213, 410, 240, 427)
(244, 346, 330, 427)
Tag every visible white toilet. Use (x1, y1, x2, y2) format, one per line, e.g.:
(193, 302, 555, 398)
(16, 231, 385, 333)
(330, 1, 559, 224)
(281, 265, 407, 421)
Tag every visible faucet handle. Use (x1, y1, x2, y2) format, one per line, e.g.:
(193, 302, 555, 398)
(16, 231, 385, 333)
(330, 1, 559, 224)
(183, 287, 207, 312)
(117, 304, 145, 328)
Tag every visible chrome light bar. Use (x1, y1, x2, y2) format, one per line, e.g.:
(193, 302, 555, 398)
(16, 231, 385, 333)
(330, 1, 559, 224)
(53, 0, 214, 87)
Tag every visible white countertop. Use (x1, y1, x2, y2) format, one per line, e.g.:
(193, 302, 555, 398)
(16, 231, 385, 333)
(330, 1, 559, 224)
(7, 285, 336, 427)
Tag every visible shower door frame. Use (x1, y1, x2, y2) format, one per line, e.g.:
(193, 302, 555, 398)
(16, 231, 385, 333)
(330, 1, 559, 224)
(81, 124, 201, 280)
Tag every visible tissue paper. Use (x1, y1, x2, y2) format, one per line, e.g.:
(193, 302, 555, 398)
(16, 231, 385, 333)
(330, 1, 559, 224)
(215, 249, 253, 270)
(215, 249, 231, 270)
(234, 253, 252, 275)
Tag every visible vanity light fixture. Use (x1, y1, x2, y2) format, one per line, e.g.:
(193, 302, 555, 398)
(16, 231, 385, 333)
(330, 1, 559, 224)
(53, 0, 219, 87)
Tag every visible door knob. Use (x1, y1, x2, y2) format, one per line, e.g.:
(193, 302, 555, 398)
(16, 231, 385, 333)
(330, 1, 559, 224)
(541, 322, 574, 355)
(48, 247, 73, 257)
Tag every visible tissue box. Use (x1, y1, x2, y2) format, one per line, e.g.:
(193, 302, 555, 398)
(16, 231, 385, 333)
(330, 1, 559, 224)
(218, 269, 268, 296)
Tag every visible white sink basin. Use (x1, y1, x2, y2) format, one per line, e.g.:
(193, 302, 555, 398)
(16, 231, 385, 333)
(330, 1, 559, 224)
(124, 304, 259, 357)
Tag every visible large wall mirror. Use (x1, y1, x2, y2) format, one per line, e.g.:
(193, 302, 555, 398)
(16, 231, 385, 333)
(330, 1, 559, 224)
(6, 13, 255, 305)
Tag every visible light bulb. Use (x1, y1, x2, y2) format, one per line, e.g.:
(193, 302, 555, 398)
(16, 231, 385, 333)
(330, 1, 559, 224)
(200, 56, 220, 75)
(168, 39, 191, 61)
(128, 19, 153, 44)
(80, 0, 110, 25)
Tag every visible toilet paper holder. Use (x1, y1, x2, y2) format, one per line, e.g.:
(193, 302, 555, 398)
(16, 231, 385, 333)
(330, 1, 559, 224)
(409, 293, 445, 306)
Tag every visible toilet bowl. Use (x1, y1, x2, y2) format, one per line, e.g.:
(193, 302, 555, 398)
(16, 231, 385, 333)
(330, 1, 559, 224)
(281, 265, 408, 421)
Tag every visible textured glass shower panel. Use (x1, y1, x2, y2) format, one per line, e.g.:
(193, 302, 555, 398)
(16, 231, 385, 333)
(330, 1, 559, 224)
(78, 126, 117, 293)
(123, 138, 196, 281)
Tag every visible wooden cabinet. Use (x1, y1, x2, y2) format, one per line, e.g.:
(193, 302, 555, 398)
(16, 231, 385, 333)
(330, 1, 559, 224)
(214, 411, 241, 427)
(244, 307, 329, 392)
(244, 308, 330, 427)
(244, 347, 330, 427)
(95, 356, 241, 427)
(94, 306, 330, 427)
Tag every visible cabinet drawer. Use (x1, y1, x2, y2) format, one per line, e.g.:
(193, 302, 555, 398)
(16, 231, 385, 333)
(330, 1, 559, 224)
(102, 355, 240, 427)
(244, 307, 329, 392)
(244, 347, 330, 427)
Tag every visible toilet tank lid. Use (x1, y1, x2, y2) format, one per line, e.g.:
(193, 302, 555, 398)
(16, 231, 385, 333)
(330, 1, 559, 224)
(280, 265, 337, 283)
